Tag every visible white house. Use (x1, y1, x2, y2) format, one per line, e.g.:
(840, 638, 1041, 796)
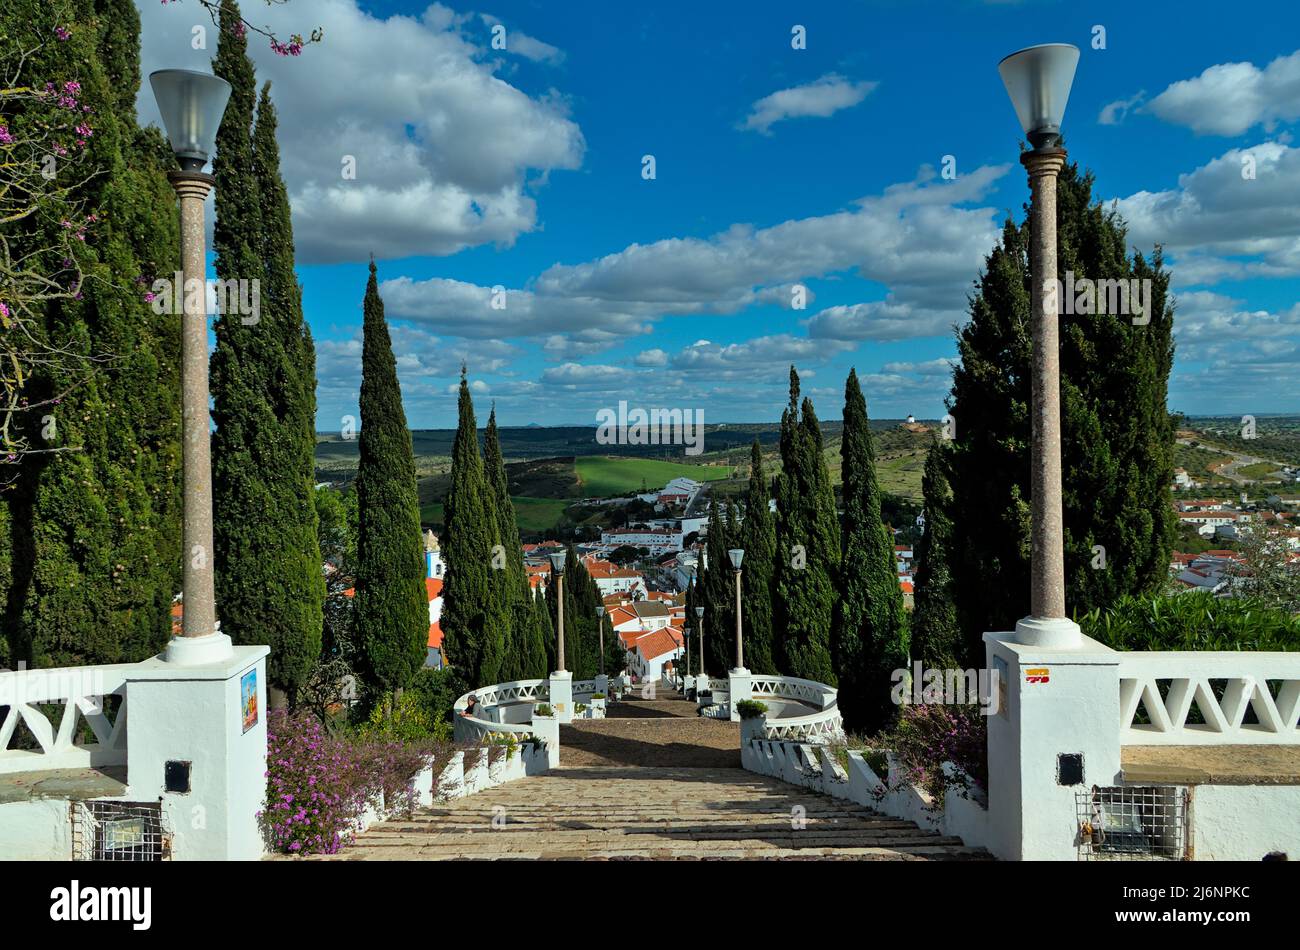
(626, 627, 684, 682)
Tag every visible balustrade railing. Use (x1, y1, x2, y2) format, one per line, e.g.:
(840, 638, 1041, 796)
(748, 674, 843, 743)
(0, 664, 131, 775)
(453, 678, 549, 744)
(1118, 653, 1300, 745)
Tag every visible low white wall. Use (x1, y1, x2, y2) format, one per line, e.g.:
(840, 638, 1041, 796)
(741, 737, 992, 851)
(1190, 785, 1300, 860)
(0, 800, 75, 860)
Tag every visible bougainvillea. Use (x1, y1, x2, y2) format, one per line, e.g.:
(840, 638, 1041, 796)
(259, 710, 450, 855)
(886, 702, 988, 808)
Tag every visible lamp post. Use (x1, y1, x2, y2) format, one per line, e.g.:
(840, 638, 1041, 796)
(596, 604, 607, 676)
(549, 550, 567, 671)
(998, 43, 1083, 649)
(695, 605, 705, 678)
(728, 548, 745, 671)
(150, 69, 233, 664)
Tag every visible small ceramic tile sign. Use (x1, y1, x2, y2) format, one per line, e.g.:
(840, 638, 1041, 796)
(241, 668, 259, 733)
(1025, 667, 1051, 685)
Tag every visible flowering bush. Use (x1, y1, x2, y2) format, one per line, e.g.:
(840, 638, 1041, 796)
(260, 710, 450, 856)
(885, 703, 987, 809)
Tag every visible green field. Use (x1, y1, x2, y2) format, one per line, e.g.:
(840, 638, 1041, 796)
(420, 496, 571, 535)
(573, 456, 734, 498)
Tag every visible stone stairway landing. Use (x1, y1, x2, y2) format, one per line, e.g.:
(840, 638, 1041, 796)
(314, 766, 991, 860)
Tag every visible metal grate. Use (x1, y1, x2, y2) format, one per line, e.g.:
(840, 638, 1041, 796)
(1076, 785, 1189, 860)
(71, 801, 170, 861)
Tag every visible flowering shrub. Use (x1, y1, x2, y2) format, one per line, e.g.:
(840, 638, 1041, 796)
(885, 703, 987, 809)
(260, 710, 450, 856)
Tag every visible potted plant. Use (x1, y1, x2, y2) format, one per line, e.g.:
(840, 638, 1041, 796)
(533, 703, 555, 718)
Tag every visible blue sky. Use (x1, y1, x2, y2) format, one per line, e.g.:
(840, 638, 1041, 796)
(135, 0, 1300, 429)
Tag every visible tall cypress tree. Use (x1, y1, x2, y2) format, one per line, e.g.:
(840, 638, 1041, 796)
(2, 0, 182, 667)
(944, 161, 1176, 662)
(740, 440, 777, 673)
(911, 438, 960, 666)
(530, 583, 553, 679)
(834, 369, 908, 732)
(483, 407, 532, 683)
(353, 261, 426, 694)
(700, 503, 736, 676)
(440, 370, 505, 687)
(774, 368, 839, 683)
(209, 0, 321, 699)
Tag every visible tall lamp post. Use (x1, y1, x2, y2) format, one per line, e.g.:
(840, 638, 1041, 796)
(596, 604, 607, 676)
(728, 549, 746, 672)
(695, 605, 705, 679)
(998, 43, 1083, 649)
(151, 69, 233, 664)
(549, 550, 567, 671)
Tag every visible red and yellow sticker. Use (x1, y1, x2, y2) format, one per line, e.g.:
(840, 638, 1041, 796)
(1025, 667, 1050, 684)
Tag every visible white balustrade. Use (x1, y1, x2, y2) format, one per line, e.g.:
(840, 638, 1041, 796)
(453, 678, 549, 744)
(0, 664, 132, 775)
(748, 674, 843, 743)
(1118, 652, 1300, 745)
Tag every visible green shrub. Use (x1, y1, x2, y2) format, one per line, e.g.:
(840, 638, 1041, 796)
(534, 703, 554, 717)
(736, 699, 768, 719)
(591, 692, 606, 700)
(1078, 592, 1300, 652)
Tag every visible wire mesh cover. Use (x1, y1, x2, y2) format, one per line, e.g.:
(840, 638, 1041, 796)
(71, 801, 170, 861)
(1076, 785, 1188, 861)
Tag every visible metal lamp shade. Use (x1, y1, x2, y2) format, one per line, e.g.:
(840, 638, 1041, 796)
(150, 69, 231, 169)
(597, 606, 606, 618)
(694, 606, 704, 620)
(997, 44, 1079, 147)
(548, 550, 567, 573)
(728, 549, 745, 570)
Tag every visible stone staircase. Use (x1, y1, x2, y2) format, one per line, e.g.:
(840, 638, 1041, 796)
(319, 766, 990, 860)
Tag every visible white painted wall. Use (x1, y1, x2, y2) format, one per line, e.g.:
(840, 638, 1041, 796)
(1191, 785, 1300, 860)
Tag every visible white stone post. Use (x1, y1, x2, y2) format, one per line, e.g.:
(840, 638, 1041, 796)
(727, 669, 753, 722)
(548, 670, 573, 724)
(125, 645, 270, 860)
(984, 631, 1120, 860)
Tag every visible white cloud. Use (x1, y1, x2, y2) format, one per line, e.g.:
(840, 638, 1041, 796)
(668, 335, 854, 376)
(1115, 142, 1300, 281)
(136, 0, 584, 263)
(740, 74, 877, 135)
(634, 348, 669, 367)
(477, 13, 565, 64)
(383, 161, 1010, 352)
(880, 357, 956, 376)
(1145, 50, 1300, 136)
(1098, 91, 1146, 126)
(808, 299, 960, 341)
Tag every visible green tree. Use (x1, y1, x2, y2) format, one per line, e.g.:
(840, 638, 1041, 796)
(911, 440, 961, 666)
(944, 162, 1176, 662)
(773, 368, 839, 682)
(740, 440, 777, 673)
(699, 503, 737, 676)
(2, 0, 183, 668)
(208, 0, 323, 701)
(440, 369, 506, 687)
(353, 262, 426, 696)
(484, 406, 534, 682)
(834, 369, 908, 732)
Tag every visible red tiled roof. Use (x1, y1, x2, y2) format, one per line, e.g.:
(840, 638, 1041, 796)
(428, 620, 443, 650)
(635, 627, 683, 661)
(426, 577, 443, 601)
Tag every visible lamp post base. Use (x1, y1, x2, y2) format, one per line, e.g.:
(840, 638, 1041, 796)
(164, 630, 234, 665)
(1013, 615, 1081, 649)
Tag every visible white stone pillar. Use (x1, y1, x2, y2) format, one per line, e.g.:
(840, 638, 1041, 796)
(727, 669, 753, 722)
(125, 645, 269, 860)
(548, 669, 573, 724)
(984, 631, 1120, 860)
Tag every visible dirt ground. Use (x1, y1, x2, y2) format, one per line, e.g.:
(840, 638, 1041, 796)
(559, 692, 741, 768)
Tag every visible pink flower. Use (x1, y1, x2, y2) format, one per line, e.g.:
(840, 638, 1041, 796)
(55, 26, 72, 41)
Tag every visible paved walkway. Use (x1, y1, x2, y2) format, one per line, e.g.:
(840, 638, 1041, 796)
(560, 688, 739, 768)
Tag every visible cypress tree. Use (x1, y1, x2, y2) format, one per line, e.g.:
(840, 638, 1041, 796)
(740, 440, 777, 673)
(2, 0, 183, 667)
(483, 407, 530, 683)
(700, 503, 736, 676)
(530, 583, 553, 679)
(945, 161, 1176, 662)
(774, 368, 839, 683)
(834, 369, 908, 732)
(209, 0, 321, 699)
(353, 261, 427, 694)
(440, 369, 506, 687)
(911, 438, 960, 666)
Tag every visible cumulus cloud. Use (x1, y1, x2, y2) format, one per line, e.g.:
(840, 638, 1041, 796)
(634, 348, 669, 367)
(1098, 91, 1146, 126)
(740, 74, 877, 135)
(1116, 141, 1300, 278)
(1145, 50, 1300, 136)
(136, 0, 583, 263)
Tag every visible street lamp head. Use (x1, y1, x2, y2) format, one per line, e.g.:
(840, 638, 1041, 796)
(728, 548, 745, 571)
(694, 606, 704, 620)
(997, 43, 1079, 150)
(548, 550, 567, 574)
(597, 605, 606, 618)
(149, 69, 231, 171)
